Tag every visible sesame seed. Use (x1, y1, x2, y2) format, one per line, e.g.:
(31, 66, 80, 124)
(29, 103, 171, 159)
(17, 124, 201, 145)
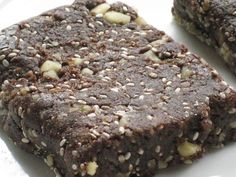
(32, 31, 37, 35)
(42, 44, 47, 49)
(140, 81, 145, 86)
(15, 84, 23, 88)
(166, 81, 172, 85)
(88, 23, 95, 28)
(175, 88, 181, 93)
(124, 28, 132, 32)
(184, 160, 193, 165)
(27, 46, 35, 50)
(194, 101, 199, 106)
(3, 80, 9, 85)
(135, 158, 140, 165)
(72, 164, 78, 170)
(177, 74, 181, 78)
(69, 96, 77, 100)
(138, 148, 144, 155)
(177, 53, 186, 58)
(96, 21, 103, 26)
(162, 78, 167, 83)
(229, 108, 236, 114)
(120, 47, 128, 51)
(147, 115, 153, 120)
(60, 138, 67, 147)
(119, 127, 125, 134)
(155, 145, 161, 153)
(151, 47, 158, 52)
(118, 155, 125, 163)
(220, 92, 226, 99)
(125, 152, 131, 160)
(36, 54, 41, 58)
(215, 128, 222, 135)
(193, 132, 199, 141)
(77, 19, 83, 23)
(148, 72, 158, 78)
(21, 138, 30, 144)
(165, 155, 173, 162)
(32, 130, 38, 137)
(29, 86, 37, 91)
(54, 168, 61, 177)
(220, 81, 228, 86)
(72, 150, 78, 156)
(90, 133, 97, 139)
(88, 113, 96, 117)
(65, 7, 70, 12)
(121, 53, 127, 58)
(24, 23, 31, 28)
(45, 84, 54, 89)
(66, 25, 72, 31)
(102, 132, 110, 138)
(110, 87, 119, 92)
(139, 95, 144, 100)
(8, 52, 17, 58)
(41, 141, 47, 147)
(91, 130, 100, 136)
(129, 164, 133, 171)
(59, 148, 64, 156)
(205, 97, 210, 104)
(127, 55, 135, 59)
(2, 59, 9, 67)
(184, 111, 190, 117)
(111, 30, 118, 34)
(123, 6, 128, 12)
(182, 102, 189, 106)
(0, 54, 6, 60)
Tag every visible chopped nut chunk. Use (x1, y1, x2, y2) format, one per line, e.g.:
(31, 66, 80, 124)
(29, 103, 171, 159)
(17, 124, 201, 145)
(135, 16, 148, 26)
(0, 1, 235, 177)
(104, 11, 131, 25)
(144, 50, 161, 62)
(91, 3, 111, 15)
(87, 162, 98, 176)
(177, 141, 201, 157)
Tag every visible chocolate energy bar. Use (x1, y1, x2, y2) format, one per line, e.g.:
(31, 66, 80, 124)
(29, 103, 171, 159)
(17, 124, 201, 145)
(0, 0, 236, 177)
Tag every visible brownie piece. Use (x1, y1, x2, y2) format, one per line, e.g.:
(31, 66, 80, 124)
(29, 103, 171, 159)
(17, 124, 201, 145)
(172, 0, 236, 74)
(0, 0, 236, 177)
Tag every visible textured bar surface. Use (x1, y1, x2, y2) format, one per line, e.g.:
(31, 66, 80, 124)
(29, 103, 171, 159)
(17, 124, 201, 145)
(0, 0, 236, 177)
(172, 0, 236, 74)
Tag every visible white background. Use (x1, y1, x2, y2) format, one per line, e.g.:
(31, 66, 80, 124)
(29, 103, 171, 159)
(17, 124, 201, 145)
(0, 0, 236, 177)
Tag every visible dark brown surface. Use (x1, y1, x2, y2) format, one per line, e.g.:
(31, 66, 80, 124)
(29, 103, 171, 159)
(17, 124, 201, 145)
(172, 0, 236, 74)
(0, 0, 236, 177)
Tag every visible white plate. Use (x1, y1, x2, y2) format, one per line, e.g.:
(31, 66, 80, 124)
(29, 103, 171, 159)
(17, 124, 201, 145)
(0, 0, 236, 177)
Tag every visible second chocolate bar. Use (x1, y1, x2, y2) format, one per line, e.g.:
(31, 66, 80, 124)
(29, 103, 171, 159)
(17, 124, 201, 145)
(172, 0, 236, 74)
